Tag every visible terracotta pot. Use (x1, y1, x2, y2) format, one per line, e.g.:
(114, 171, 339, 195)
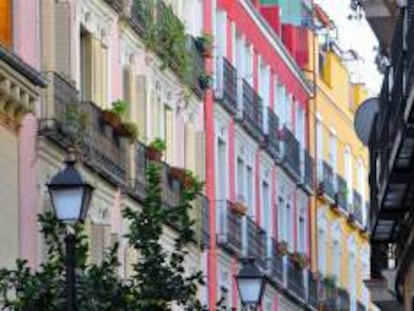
(102, 111, 121, 129)
(169, 166, 186, 183)
(146, 146, 162, 161)
(231, 202, 247, 215)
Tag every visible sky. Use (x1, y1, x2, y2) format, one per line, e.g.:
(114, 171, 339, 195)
(315, 0, 383, 96)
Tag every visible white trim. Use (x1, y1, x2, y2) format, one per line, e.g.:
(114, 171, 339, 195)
(239, 0, 313, 95)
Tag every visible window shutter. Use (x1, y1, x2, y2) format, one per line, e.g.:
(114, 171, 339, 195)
(185, 123, 195, 171)
(55, 2, 71, 79)
(195, 131, 205, 180)
(101, 45, 109, 106)
(165, 108, 174, 162)
(90, 223, 106, 264)
(135, 75, 147, 139)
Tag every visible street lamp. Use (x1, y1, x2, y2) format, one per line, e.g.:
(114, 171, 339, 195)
(236, 258, 266, 311)
(47, 157, 94, 311)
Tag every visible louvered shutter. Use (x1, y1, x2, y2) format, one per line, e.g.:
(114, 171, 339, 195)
(185, 123, 196, 171)
(195, 131, 206, 180)
(55, 2, 71, 79)
(135, 75, 147, 138)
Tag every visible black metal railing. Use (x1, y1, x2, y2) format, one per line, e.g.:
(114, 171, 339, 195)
(200, 195, 210, 248)
(282, 127, 301, 179)
(287, 258, 305, 299)
(337, 288, 350, 310)
(270, 238, 284, 284)
(215, 57, 238, 114)
(336, 174, 347, 211)
(353, 190, 363, 225)
(217, 200, 243, 255)
(357, 301, 366, 311)
(308, 271, 318, 308)
(241, 79, 264, 140)
(320, 161, 335, 201)
(303, 149, 314, 190)
(245, 216, 267, 269)
(41, 77, 128, 185)
(264, 107, 280, 159)
(188, 36, 205, 98)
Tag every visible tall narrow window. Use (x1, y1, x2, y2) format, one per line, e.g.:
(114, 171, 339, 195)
(277, 83, 286, 125)
(216, 138, 227, 200)
(277, 197, 284, 241)
(262, 181, 270, 233)
(80, 29, 93, 101)
(237, 157, 245, 201)
(296, 105, 305, 148)
(332, 240, 340, 281)
(246, 166, 254, 216)
(316, 119, 323, 178)
(344, 147, 353, 205)
(318, 228, 326, 274)
(298, 216, 306, 253)
(244, 44, 253, 84)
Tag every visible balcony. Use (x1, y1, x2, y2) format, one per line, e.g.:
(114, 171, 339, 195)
(353, 190, 363, 225)
(300, 148, 314, 193)
(217, 200, 243, 255)
(200, 195, 210, 248)
(287, 257, 305, 300)
(336, 174, 348, 211)
(318, 161, 335, 202)
(239, 79, 264, 141)
(244, 216, 267, 270)
(215, 57, 238, 115)
(39, 73, 127, 185)
(188, 36, 205, 98)
(132, 142, 148, 200)
(307, 271, 318, 309)
(129, 0, 152, 37)
(281, 127, 301, 180)
(269, 238, 284, 284)
(263, 107, 281, 160)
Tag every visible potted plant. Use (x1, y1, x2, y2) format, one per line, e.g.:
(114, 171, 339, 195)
(232, 194, 247, 215)
(102, 99, 128, 130)
(292, 252, 308, 268)
(119, 121, 139, 142)
(198, 73, 213, 90)
(63, 103, 89, 155)
(146, 138, 166, 161)
(195, 32, 214, 57)
(323, 275, 337, 289)
(169, 166, 186, 182)
(276, 240, 288, 255)
(183, 170, 200, 190)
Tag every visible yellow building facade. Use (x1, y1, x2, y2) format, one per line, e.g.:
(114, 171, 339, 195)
(307, 29, 372, 309)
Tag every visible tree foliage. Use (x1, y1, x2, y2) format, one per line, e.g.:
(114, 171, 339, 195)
(0, 161, 204, 310)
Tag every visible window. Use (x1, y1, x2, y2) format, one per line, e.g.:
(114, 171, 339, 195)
(296, 105, 306, 148)
(80, 29, 93, 101)
(287, 203, 293, 249)
(298, 216, 306, 253)
(216, 138, 227, 200)
(277, 83, 286, 124)
(332, 240, 340, 281)
(278, 196, 285, 241)
(246, 166, 254, 216)
(316, 119, 323, 178)
(349, 252, 357, 311)
(259, 60, 269, 107)
(318, 228, 326, 274)
(329, 132, 337, 189)
(237, 157, 245, 200)
(262, 181, 271, 233)
(214, 10, 226, 58)
(244, 43, 253, 84)
(344, 147, 353, 205)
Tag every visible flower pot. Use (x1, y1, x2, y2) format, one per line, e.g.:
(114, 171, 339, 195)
(169, 166, 186, 183)
(277, 241, 288, 255)
(102, 111, 122, 129)
(183, 175, 196, 190)
(146, 146, 162, 161)
(231, 202, 247, 215)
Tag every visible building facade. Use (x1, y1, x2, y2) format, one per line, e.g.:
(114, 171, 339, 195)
(363, 0, 414, 310)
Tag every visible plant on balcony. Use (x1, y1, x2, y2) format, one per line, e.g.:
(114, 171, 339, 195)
(292, 252, 309, 268)
(232, 194, 247, 215)
(198, 73, 213, 90)
(142, 2, 194, 85)
(63, 103, 89, 153)
(183, 170, 203, 190)
(195, 32, 214, 57)
(102, 99, 128, 130)
(119, 121, 139, 142)
(323, 274, 337, 289)
(169, 166, 186, 182)
(146, 138, 166, 161)
(276, 240, 288, 256)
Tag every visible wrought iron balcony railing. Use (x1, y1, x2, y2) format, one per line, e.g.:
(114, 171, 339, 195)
(337, 288, 350, 310)
(319, 161, 335, 202)
(301, 148, 314, 191)
(308, 271, 318, 309)
(215, 57, 238, 115)
(287, 257, 305, 300)
(281, 127, 301, 180)
(269, 238, 284, 284)
(353, 190, 363, 225)
(336, 174, 348, 211)
(244, 216, 267, 270)
(263, 107, 281, 160)
(217, 200, 243, 255)
(188, 36, 205, 98)
(239, 79, 264, 141)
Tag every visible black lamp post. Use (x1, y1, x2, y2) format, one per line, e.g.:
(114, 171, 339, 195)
(47, 158, 94, 311)
(236, 258, 266, 311)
